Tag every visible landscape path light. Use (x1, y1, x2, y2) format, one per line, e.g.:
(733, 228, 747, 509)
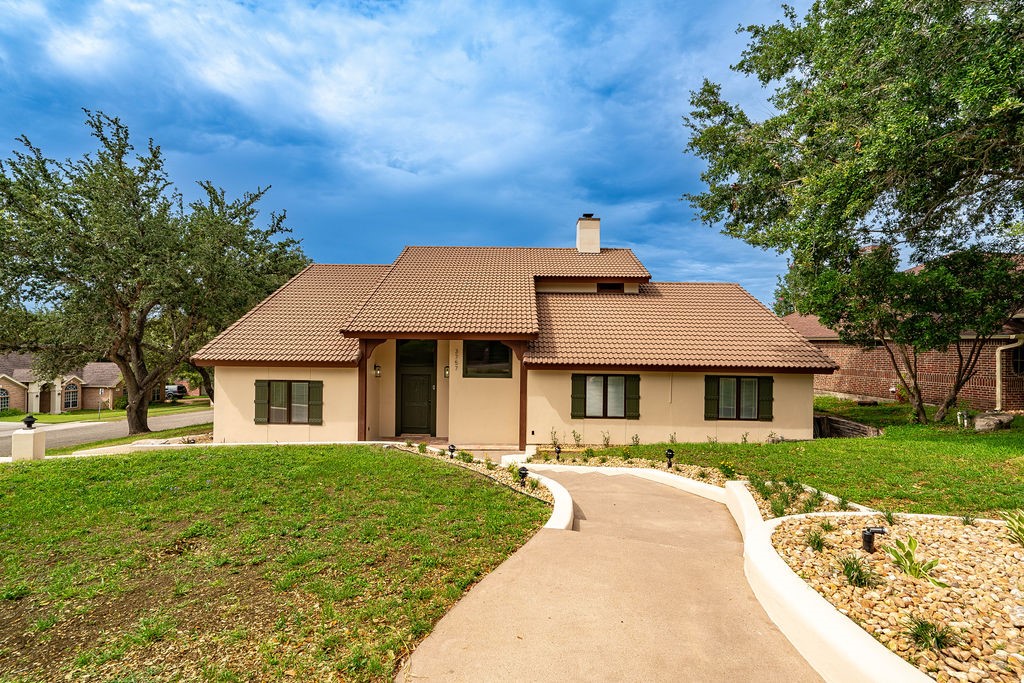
(554, 445, 561, 461)
(518, 466, 528, 486)
(665, 448, 674, 468)
(448, 444, 456, 459)
(862, 526, 887, 553)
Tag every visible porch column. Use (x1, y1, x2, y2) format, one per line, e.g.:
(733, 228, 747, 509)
(501, 341, 530, 452)
(27, 382, 40, 413)
(51, 378, 62, 414)
(357, 339, 385, 441)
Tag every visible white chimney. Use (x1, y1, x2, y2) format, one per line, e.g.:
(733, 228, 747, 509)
(576, 213, 600, 253)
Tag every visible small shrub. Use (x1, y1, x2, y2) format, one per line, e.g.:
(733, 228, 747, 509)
(582, 447, 594, 462)
(1002, 509, 1024, 546)
(740, 432, 749, 444)
(884, 537, 948, 587)
(838, 555, 881, 588)
(404, 440, 412, 447)
(668, 432, 677, 444)
(485, 460, 496, 471)
(799, 497, 819, 515)
(837, 496, 850, 511)
(571, 430, 582, 447)
(717, 461, 737, 479)
(527, 478, 539, 491)
(819, 519, 836, 532)
(882, 510, 897, 526)
(550, 429, 560, 448)
(747, 473, 772, 500)
(0, 407, 25, 417)
(805, 529, 827, 552)
(903, 616, 959, 652)
(598, 455, 608, 464)
(540, 453, 551, 462)
(457, 451, 474, 463)
(113, 395, 129, 410)
(630, 433, 640, 446)
(696, 468, 707, 479)
(806, 488, 825, 507)
(960, 514, 976, 526)
(417, 443, 427, 454)
(706, 435, 718, 445)
(769, 495, 788, 518)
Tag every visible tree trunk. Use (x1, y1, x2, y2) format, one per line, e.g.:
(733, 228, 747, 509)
(126, 394, 151, 434)
(195, 365, 214, 403)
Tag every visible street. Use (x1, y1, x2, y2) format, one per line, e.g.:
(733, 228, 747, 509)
(0, 410, 213, 457)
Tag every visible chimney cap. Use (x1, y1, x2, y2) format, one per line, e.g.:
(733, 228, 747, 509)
(581, 213, 595, 219)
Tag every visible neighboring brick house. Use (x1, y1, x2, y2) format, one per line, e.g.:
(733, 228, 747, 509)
(194, 215, 838, 447)
(0, 353, 127, 414)
(782, 314, 1024, 412)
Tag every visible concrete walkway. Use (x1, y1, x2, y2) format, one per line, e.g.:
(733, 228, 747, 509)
(399, 470, 821, 682)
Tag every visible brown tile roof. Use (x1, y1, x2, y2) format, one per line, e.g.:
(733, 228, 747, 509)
(193, 264, 391, 365)
(527, 283, 837, 371)
(343, 247, 650, 336)
(781, 313, 841, 340)
(82, 362, 123, 387)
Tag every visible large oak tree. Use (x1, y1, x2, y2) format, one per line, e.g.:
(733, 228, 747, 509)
(686, 0, 1024, 421)
(0, 111, 308, 433)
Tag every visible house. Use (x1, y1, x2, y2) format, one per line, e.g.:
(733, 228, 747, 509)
(782, 313, 1024, 411)
(0, 353, 127, 414)
(193, 215, 837, 447)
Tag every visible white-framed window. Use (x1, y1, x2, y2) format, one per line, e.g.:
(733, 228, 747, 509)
(63, 382, 79, 410)
(0, 387, 8, 410)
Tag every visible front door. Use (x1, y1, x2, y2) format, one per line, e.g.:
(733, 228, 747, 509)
(397, 340, 437, 435)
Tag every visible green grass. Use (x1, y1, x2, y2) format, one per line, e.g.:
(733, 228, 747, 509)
(45, 423, 214, 455)
(590, 401, 1024, 515)
(0, 399, 211, 424)
(0, 445, 548, 681)
(812, 395, 944, 428)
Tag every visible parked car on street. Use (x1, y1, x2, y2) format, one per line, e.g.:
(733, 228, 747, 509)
(165, 384, 187, 400)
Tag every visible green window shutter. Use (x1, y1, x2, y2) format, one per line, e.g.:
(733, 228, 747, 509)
(758, 377, 774, 421)
(704, 376, 719, 421)
(308, 381, 323, 426)
(624, 375, 641, 419)
(570, 374, 586, 419)
(254, 380, 269, 424)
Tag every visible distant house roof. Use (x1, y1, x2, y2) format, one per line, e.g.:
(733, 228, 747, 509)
(82, 362, 122, 387)
(781, 313, 841, 341)
(342, 246, 650, 337)
(0, 352, 122, 387)
(528, 284, 836, 370)
(193, 264, 392, 365)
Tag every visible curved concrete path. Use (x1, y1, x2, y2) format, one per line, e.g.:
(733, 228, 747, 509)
(399, 470, 821, 682)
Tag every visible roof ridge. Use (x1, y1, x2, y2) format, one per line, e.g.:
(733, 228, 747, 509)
(339, 249, 406, 333)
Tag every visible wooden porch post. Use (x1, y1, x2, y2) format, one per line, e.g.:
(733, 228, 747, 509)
(357, 339, 386, 441)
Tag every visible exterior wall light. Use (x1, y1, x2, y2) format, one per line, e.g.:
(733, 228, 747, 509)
(665, 448, 674, 468)
(861, 526, 887, 553)
(518, 466, 528, 486)
(448, 444, 456, 459)
(444, 365, 450, 378)
(374, 364, 382, 378)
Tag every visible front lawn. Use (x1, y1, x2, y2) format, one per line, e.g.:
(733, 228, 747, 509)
(575, 403, 1024, 515)
(0, 445, 549, 681)
(46, 423, 214, 456)
(0, 399, 211, 424)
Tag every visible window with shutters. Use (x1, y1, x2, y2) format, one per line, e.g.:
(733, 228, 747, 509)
(704, 375, 773, 421)
(254, 380, 324, 425)
(571, 374, 640, 419)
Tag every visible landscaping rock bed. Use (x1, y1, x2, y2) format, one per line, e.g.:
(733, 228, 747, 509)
(392, 445, 555, 504)
(772, 513, 1024, 682)
(743, 479, 844, 519)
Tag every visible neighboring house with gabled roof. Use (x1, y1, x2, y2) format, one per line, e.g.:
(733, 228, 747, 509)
(0, 353, 127, 414)
(782, 312, 1024, 411)
(193, 215, 837, 448)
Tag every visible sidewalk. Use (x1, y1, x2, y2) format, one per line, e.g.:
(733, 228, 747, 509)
(398, 470, 820, 682)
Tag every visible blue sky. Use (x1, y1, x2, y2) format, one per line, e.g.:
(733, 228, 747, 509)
(0, 0, 798, 304)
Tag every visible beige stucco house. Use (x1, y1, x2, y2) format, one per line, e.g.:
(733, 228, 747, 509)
(193, 216, 836, 447)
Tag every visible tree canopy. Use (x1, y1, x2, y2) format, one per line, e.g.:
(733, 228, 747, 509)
(0, 111, 308, 432)
(686, 0, 1024, 421)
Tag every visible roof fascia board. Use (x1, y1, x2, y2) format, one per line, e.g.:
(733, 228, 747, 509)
(524, 363, 837, 375)
(190, 359, 360, 369)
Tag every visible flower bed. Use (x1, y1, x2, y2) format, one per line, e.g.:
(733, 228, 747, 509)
(394, 445, 555, 504)
(530, 450, 728, 487)
(773, 513, 1024, 682)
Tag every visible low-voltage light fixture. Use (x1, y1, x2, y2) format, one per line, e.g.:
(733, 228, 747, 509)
(448, 444, 456, 459)
(665, 448, 674, 468)
(444, 365, 450, 378)
(518, 466, 529, 486)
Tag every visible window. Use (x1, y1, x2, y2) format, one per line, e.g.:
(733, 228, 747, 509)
(0, 388, 8, 410)
(704, 376, 773, 421)
(597, 282, 625, 292)
(63, 383, 79, 410)
(571, 374, 640, 419)
(254, 380, 323, 425)
(1013, 346, 1024, 374)
(464, 341, 513, 378)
